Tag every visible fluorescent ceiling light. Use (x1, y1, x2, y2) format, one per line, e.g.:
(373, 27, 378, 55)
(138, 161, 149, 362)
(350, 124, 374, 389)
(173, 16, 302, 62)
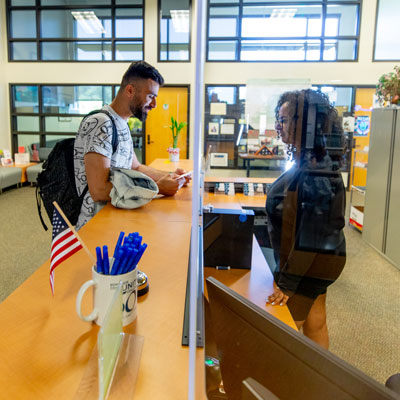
(170, 10, 189, 33)
(270, 8, 297, 19)
(71, 11, 106, 35)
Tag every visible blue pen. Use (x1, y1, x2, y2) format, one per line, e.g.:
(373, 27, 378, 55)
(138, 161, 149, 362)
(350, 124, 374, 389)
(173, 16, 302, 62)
(133, 243, 148, 269)
(117, 247, 129, 275)
(111, 249, 123, 275)
(126, 248, 139, 272)
(113, 232, 125, 258)
(96, 246, 104, 274)
(103, 245, 110, 275)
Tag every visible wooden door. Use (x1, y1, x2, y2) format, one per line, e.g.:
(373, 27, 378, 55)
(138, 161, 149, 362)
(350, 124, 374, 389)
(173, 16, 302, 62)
(145, 86, 189, 165)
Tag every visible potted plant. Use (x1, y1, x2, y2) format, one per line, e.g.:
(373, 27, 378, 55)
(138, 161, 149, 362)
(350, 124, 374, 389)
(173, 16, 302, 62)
(167, 116, 186, 162)
(376, 66, 400, 107)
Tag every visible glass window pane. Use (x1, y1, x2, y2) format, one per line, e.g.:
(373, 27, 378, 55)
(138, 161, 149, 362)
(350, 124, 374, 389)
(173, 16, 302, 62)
(160, 44, 189, 61)
(209, 18, 237, 37)
(41, 0, 111, 4)
(207, 87, 236, 104)
(10, 10, 36, 38)
(16, 116, 39, 132)
(210, 6, 239, 16)
(308, 18, 322, 36)
(42, 85, 112, 114)
(305, 40, 321, 60)
(210, 0, 239, 3)
(375, 0, 400, 60)
(45, 116, 83, 132)
(11, 42, 37, 60)
(323, 39, 356, 61)
(11, 0, 35, 5)
(326, 5, 358, 36)
(116, 8, 143, 38)
(159, 0, 190, 61)
(41, 9, 111, 39)
(15, 135, 41, 154)
(45, 135, 75, 148)
(208, 41, 237, 60)
(116, 0, 143, 4)
(241, 40, 310, 61)
(41, 42, 111, 61)
(115, 41, 143, 60)
(13, 86, 39, 113)
(242, 6, 322, 38)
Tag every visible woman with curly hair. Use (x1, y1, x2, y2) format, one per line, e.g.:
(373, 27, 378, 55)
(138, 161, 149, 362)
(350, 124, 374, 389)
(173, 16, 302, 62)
(266, 89, 346, 349)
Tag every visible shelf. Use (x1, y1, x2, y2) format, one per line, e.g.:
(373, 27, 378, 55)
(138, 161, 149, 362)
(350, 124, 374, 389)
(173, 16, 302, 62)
(351, 185, 366, 194)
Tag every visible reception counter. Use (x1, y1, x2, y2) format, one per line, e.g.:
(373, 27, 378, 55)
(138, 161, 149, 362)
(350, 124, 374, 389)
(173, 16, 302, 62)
(0, 159, 295, 399)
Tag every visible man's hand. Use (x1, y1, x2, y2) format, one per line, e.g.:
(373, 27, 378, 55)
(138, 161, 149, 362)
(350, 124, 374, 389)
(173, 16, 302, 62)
(156, 174, 180, 196)
(174, 168, 192, 187)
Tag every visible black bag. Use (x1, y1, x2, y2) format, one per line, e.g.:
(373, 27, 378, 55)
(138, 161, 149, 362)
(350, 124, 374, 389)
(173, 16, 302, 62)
(36, 109, 118, 231)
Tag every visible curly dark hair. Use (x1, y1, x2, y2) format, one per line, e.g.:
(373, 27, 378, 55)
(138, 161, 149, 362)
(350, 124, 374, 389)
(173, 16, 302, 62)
(275, 89, 345, 165)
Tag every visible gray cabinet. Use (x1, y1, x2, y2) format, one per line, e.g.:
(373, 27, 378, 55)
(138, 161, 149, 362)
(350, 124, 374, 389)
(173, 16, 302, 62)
(363, 108, 400, 269)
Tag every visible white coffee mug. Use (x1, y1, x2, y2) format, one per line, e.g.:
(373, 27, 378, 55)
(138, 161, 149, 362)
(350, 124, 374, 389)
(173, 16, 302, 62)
(76, 265, 137, 327)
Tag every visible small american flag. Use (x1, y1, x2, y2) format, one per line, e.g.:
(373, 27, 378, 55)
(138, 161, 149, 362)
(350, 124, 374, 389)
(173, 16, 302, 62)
(50, 207, 82, 295)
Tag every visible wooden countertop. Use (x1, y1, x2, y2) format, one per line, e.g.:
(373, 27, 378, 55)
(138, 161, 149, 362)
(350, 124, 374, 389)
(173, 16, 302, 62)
(0, 159, 294, 399)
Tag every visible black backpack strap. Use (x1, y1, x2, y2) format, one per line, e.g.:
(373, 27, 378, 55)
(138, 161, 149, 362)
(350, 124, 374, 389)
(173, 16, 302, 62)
(36, 185, 48, 231)
(82, 109, 119, 154)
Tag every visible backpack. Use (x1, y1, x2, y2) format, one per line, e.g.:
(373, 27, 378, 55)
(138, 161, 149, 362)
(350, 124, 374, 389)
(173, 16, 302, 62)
(36, 109, 119, 231)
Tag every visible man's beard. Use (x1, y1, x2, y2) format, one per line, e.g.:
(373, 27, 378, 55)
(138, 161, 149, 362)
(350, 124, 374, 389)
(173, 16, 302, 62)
(130, 98, 147, 122)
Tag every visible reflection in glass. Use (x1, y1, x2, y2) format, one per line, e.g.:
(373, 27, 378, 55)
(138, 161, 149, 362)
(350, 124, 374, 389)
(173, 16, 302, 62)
(116, 8, 143, 38)
(266, 89, 346, 348)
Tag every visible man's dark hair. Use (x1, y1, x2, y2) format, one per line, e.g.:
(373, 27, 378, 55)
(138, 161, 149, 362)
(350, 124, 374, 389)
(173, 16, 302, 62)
(120, 61, 164, 88)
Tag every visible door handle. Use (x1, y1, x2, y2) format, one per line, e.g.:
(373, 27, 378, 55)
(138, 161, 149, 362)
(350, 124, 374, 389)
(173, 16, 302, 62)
(147, 134, 154, 145)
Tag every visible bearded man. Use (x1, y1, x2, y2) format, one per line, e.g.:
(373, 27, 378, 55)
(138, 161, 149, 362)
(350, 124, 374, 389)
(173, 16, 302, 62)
(74, 61, 188, 230)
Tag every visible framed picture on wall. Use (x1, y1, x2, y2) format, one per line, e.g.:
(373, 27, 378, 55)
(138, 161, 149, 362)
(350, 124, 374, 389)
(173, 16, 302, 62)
(208, 122, 219, 135)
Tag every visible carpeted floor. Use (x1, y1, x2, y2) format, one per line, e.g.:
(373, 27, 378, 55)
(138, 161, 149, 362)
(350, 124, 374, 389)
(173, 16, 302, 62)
(0, 185, 399, 385)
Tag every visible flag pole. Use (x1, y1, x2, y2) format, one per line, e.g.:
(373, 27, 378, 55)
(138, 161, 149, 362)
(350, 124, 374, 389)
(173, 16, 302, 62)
(52, 201, 96, 264)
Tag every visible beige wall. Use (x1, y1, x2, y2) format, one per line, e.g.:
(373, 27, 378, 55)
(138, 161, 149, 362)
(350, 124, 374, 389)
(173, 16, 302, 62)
(0, 0, 398, 154)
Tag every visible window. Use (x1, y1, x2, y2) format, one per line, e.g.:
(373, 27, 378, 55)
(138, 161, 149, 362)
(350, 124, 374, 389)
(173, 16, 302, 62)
(159, 0, 191, 61)
(10, 84, 145, 162)
(7, 1, 144, 61)
(207, 0, 361, 62)
(10, 84, 113, 151)
(374, 0, 400, 60)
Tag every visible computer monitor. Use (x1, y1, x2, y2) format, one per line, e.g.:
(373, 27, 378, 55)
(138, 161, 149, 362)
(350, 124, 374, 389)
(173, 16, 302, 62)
(206, 277, 398, 400)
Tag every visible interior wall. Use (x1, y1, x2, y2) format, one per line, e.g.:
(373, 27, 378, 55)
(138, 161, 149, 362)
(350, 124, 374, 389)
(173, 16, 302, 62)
(0, 0, 398, 156)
